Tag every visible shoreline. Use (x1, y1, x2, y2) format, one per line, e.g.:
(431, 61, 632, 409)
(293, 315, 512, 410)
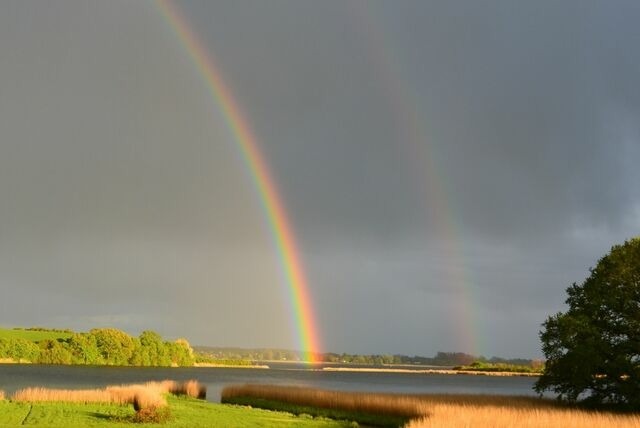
(321, 367, 540, 377)
(193, 362, 269, 369)
(0, 360, 538, 375)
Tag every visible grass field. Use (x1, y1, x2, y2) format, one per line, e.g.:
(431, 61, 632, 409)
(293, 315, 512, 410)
(0, 382, 353, 427)
(0, 328, 72, 342)
(0, 394, 352, 427)
(222, 384, 640, 428)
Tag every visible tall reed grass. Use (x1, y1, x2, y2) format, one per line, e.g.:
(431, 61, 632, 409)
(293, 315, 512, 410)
(221, 384, 640, 428)
(10, 379, 206, 412)
(0, 390, 5, 401)
(406, 403, 640, 428)
(222, 384, 424, 419)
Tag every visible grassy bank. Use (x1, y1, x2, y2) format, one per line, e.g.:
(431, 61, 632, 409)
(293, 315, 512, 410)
(0, 327, 72, 342)
(221, 384, 640, 428)
(0, 396, 351, 427)
(0, 382, 351, 427)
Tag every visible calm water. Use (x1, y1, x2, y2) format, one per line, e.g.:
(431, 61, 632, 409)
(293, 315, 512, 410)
(0, 364, 539, 402)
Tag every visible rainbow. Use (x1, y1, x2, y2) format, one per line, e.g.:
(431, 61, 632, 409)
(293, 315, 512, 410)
(156, 1, 321, 362)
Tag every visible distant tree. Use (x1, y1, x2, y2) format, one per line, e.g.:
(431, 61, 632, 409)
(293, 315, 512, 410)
(89, 328, 135, 365)
(38, 340, 73, 365)
(138, 330, 166, 366)
(535, 238, 640, 408)
(169, 338, 195, 367)
(67, 333, 103, 365)
(4, 338, 40, 362)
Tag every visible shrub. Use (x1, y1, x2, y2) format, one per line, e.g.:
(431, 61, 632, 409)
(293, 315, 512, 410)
(132, 406, 171, 423)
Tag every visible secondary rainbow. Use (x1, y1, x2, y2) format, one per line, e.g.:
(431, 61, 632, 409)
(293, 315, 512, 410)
(348, 4, 482, 355)
(157, 0, 321, 362)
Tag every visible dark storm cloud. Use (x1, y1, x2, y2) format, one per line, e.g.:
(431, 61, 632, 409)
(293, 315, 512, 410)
(182, 0, 640, 356)
(0, 0, 638, 357)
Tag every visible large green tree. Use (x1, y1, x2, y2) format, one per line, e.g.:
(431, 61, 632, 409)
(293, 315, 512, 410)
(535, 238, 640, 407)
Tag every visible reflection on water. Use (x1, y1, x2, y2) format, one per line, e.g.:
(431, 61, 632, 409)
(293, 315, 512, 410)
(0, 364, 539, 402)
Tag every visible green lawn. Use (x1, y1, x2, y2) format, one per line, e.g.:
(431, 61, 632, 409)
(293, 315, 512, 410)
(0, 396, 354, 427)
(223, 397, 405, 427)
(0, 328, 72, 343)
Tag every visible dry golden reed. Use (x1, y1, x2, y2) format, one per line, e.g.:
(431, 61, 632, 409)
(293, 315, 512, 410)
(11, 387, 115, 404)
(0, 390, 5, 401)
(221, 384, 640, 428)
(406, 403, 640, 428)
(222, 384, 424, 419)
(10, 379, 205, 412)
(168, 379, 207, 399)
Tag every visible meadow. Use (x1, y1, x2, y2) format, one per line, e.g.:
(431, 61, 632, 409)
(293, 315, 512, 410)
(221, 384, 640, 428)
(0, 328, 71, 343)
(0, 381, 351, 427)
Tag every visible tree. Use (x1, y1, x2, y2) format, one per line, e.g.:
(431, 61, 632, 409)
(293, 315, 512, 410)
(38, 339, 73, 365)
(535, 238, 640, 407)
(89, 328, 135, 366)
(67, 333, 103, 365)
(3, 338, 40, 362)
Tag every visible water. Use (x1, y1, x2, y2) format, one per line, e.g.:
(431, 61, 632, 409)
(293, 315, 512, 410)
(0, 364, 539, 402)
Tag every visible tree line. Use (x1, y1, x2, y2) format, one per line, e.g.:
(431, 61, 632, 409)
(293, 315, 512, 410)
(0, 328, 194, 367)
(194, 346, 539, 368)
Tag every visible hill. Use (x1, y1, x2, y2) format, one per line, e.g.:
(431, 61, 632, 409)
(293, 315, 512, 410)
(0, 327, 72, 342)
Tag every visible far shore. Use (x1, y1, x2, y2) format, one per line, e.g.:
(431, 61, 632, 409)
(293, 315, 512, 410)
(321, 366, 540, 377)
(0, 359, 538, 375)
(193, 362, 269, 369)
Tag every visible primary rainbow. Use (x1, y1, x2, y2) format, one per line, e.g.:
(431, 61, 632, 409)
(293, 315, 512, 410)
(157, 0, 321, 362)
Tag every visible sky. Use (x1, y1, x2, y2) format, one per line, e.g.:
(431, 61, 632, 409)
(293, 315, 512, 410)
(1, 0, 639, 359)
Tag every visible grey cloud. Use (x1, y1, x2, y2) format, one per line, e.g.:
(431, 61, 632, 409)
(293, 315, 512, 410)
(0, 0, 638, 357)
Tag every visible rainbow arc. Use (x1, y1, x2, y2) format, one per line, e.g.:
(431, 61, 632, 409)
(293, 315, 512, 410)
(157, 0, 321, 362)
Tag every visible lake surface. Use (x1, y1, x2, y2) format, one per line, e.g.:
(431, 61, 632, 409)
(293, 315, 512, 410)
(0, 364, 539, 402)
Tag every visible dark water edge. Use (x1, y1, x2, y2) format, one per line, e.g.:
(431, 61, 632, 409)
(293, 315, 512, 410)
(0, 364, 540, 402)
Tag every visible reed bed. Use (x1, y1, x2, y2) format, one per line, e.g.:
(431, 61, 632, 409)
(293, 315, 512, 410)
(221, 384, 640, 428)
(0, 390, 5, 401)
(169, 379, 207, 399)
(10, 379, 206, 411)
(11, 387, 115, 404)
(222, 384, 424, 419)
(406, 403, 640, 428)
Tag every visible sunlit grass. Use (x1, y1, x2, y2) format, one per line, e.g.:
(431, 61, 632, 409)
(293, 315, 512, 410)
(0, 395, 350, 427)
(2, 382, 350, 426)
(0, 327, 72, 342)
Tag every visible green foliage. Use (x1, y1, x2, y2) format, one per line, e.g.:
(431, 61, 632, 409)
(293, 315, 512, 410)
(455, 361, 542, 373)
(0, 327, 194, 367)
(38, 340, 73, 365)
(536, 237, 640, 408)
(0, 338, 40, 362)
(90, 328, 136, 366)
(67, 333, 103, 365)
(194, 354, 255, 365)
